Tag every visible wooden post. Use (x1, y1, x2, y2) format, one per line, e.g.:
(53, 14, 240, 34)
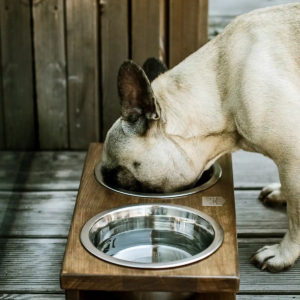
(169, 0, 209, 68)
(33, 0, 68, 149)
(0, 41, 4, 149)
(66, 0, 99, 149)
(101, 0, 129, 140)
(0, 0, 35, 149)
(131, 0, 166, 66)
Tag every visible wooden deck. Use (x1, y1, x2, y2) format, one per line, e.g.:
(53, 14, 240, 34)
(0, 150, 299, 299)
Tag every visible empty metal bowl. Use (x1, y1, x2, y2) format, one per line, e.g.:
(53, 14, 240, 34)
(80, 203, 223, 269)
(94, 161, 222, 198)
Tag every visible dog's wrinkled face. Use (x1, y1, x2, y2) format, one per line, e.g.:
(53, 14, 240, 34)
(101, 59, 200, 193)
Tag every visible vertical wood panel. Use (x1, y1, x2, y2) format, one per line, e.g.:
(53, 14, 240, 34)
(33, 0, 68, 149)
(101, 0, 129, 139)
(169, 0, 208, 68)
(131, 0, 166, 66)
(0, 34, 5, 149)
(0, 0, 35, 149)
(66, 0, 99, 149)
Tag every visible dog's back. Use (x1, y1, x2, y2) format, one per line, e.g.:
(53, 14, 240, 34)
(213, 3, 300, 159)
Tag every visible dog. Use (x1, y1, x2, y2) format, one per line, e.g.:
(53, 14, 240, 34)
(101, 3, 300, 272)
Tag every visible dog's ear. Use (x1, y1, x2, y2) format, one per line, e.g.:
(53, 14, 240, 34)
(118, 60, 160, 125)
(142, 57, 168, 82)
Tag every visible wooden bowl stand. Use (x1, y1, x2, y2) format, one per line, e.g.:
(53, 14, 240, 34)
(61, 143, 239, 300)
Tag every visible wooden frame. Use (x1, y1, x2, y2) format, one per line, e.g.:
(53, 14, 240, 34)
(61, 143, 239, 299)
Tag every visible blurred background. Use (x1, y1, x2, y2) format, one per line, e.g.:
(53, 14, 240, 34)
(0, 0, 298, 150)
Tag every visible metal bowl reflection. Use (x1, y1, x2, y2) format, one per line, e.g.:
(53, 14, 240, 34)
(80, 204, 223, 269)
(94, 161, 222, 198)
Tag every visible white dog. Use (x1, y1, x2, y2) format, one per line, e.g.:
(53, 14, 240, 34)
(101, 3, 300, 272)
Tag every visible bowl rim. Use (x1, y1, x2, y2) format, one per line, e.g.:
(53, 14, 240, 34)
(80, 203, 224, 269)
(94, 161, 222, 198)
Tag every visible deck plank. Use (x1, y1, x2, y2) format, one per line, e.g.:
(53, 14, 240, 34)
(0, 151, 279, 191)
(0, 152, 86, 191)
(0, 295, 64, 299)
(0, 190, 287, 238)
(235, 190, 287, 237)
(0, 191, 76, 237)
(0, 238, 299, 294)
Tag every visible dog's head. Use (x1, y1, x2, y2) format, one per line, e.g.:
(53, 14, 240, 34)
(101, 58, 226, 193)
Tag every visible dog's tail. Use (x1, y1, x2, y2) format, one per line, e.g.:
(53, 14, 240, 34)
(142, 57, 168, 82)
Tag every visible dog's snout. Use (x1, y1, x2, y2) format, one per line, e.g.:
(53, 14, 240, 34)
(101, 164, 140, 191)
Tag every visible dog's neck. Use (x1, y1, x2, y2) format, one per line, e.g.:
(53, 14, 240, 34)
(151, 41, 240, 169)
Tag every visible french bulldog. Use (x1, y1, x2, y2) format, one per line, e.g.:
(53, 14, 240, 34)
(101, 3, 300, 272)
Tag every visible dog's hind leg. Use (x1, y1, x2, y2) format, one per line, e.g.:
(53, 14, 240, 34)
(259, 183, 286, 207)
(251, 163, 300, 272)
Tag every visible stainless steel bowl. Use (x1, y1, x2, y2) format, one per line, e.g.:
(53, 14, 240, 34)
(94, 161, 222, 198)
(80, 203, 223, 269)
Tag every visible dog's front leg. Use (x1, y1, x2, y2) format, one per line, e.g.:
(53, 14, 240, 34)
(251, 163, 300, 272)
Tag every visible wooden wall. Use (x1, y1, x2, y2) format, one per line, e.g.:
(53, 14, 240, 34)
(0, 0, 208, 150)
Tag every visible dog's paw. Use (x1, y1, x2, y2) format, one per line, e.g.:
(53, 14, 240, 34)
(259, 183, 286, 207)
(250, 243, 298, 273)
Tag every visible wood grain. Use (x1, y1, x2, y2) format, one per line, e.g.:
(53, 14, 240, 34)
(0, 238, 66, 293)
(0, 36, 5, 149)
(131, 0, 166, 66)
(0, 295, 64, 300)
(0, 151, 86, 191)
(0, 0, 35, 149)
(235, 190, 287, 237)
(238, 238, 300, 293)
(169, 0, 208, 68)
(0, 191, 76, 238)
(101, 0, 129, 139)
(2, 238, 300, 293)
(66, 0, 99, 149)
(0, 150, 279, 191)
(0, 190, 287, 238)
(33, 0, 68, 149)
(61, 144, 239, 293)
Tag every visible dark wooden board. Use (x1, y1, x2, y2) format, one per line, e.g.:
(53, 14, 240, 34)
(0, 34, 4, 149)
(131, 0, 166, 66)
(1, 238, 299, 294)
(66, 0, 99, 149)
(0, 151, 86, 191)
(0, 191, 76, 238)
(169, 0, 208, 68)
(0, 190, 287, 238)
(232, 151, 279, 190)
(0, 295, 64, 299)
(0, 150, 279, 191)
(33, 0, 68, 149)
(101, 0, 128, 139)
(0, 0, 35, 149)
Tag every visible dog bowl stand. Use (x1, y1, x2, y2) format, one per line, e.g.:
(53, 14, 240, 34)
(61, 143, 239, 300)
